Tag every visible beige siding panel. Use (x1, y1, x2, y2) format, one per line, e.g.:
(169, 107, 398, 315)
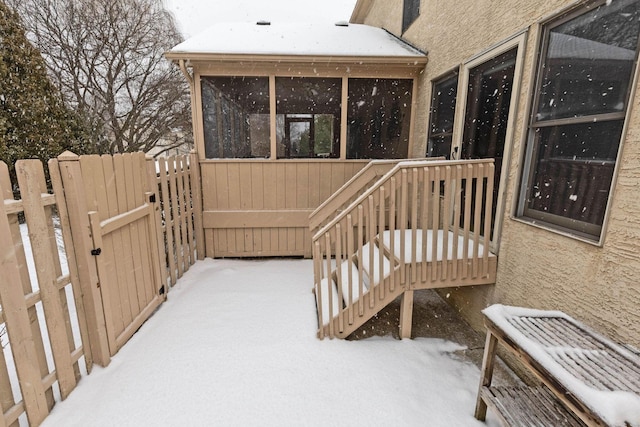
(226, 163, 242, 253)
(200, 160, 367, 257)
(203, 210, 311, 228)
(308, 162, 321, 207)
(239, 164, 254, 251)
(263, 163, 277, 253)
(276, 164, 288, 254)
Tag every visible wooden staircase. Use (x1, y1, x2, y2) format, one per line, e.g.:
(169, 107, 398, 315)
(310, 159, 498, 339)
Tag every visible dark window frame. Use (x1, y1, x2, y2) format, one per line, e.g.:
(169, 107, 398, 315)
(402, 0, 420, 33)
(517, 0, 640, 242)
(426, 71, 458, 159)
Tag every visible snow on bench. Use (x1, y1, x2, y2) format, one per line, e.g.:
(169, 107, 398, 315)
(475, 304, 640, 427)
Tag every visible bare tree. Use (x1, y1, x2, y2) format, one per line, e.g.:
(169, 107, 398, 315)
(9, 0, 192, 155)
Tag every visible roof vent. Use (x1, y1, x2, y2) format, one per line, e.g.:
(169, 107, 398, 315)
(256, 20, 271, 26)
(335, 21, 349, 27)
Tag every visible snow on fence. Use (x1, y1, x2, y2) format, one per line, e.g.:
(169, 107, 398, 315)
(0, 152, 202, 426)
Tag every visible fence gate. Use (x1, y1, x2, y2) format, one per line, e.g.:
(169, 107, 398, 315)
(75, 152, 164, 356)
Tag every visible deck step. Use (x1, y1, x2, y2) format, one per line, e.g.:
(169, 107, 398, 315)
(335, 259, 369, 306)
(318, 276, 341, 327)
(359, 240, 392, 286)
(319, 259, 370, 326)
(380, 229, 494, 261)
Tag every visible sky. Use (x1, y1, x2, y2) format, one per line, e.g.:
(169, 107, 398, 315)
(163, 0, 359, 39)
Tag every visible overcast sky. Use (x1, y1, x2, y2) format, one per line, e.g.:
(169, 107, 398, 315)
(164, 0, 359, 39)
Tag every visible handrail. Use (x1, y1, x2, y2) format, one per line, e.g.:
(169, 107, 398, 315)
(308, 159, 401, 232)
(312, 158, 491, 242)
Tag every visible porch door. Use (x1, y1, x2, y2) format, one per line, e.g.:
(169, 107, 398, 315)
(451, 34, 526, 251)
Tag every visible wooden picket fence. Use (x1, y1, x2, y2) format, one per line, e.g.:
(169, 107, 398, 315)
(0, 152, 202, 426)
(152, 155, 204, 287)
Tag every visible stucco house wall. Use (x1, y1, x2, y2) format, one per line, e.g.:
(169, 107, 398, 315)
(353, 0, 640, 348)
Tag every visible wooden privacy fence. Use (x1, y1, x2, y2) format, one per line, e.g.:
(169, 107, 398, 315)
(0, 152, 202, 426)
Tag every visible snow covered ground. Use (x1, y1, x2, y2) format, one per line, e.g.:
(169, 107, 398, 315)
(41, 258, 498, 426)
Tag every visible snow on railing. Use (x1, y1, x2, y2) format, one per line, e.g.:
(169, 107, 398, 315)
(312, 158, 496, 339)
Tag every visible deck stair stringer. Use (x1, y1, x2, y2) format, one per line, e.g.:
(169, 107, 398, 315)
(318, 268, 405, 339)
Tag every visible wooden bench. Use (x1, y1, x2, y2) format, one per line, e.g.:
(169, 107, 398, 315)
(474, 305, 640, 427)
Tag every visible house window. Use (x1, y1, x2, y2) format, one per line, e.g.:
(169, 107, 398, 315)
(518, 0, 640, 240)
(427, 73, 458, 158)
(402, 0, 420, 33)
(201, 77, 270, 158)
(276, 77, 341, 159)
(347, 78, 413, 159)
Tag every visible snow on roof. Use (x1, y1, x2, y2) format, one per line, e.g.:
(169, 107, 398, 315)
(167, 22, 426, 58)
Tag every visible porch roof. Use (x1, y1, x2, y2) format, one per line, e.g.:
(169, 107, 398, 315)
(165, 22, 427, 64)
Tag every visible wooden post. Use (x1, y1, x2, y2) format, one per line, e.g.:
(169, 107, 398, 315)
(399, 290, 414, 339)
(176, 156, 189, 270)
(145, 191, 166, 300)
(181, 157, 195, 265)
(167, 158, 184, 278)
(146, 157, 169, 292)
(157, 158, 177, 286)
(55, 152, 110, 367)
(474, 330, 499, 420)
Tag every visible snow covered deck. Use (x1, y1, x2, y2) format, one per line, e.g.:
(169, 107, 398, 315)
(476, 305, 640, 426)
(40, 259, 496, 426)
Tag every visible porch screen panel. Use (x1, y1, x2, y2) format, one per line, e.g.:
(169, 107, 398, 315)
(201, 76, 270, 158)
(346, 78, 412, 159)
(275, 77, 341, 159)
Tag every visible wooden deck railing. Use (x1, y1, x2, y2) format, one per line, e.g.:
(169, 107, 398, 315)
(312, 159, 497, 339)
(309, 160, 406, 234)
